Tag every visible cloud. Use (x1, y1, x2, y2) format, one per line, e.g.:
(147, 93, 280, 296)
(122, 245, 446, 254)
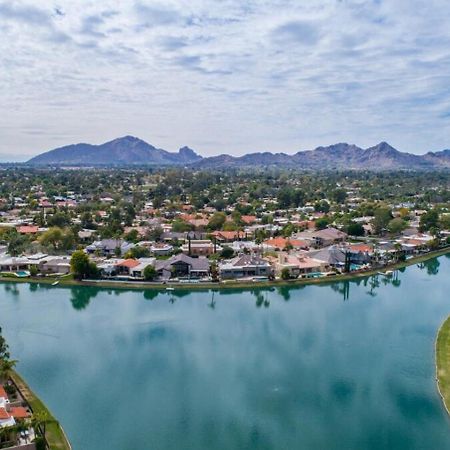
(0, 2, 51, 25)
(1, 0, 450, 156)
(272, 20, 321, 46)
(135, 2, 184, 27)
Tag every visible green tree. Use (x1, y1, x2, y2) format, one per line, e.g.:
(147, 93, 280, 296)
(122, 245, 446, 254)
(440, 214, 450, 231)
(419, 209, 439, 232)
(70, 250, 98, 280)
(207, 212, 227, 231)
(277, 187, 293, 209)
(315, 200, 330, 213)
(143, 264, 157, 281)
(372, 207, 392, 235)
(315, 217, 329, 230)
(7, 233, 28, 257)
(124, 229, 140, 243)
(220, 246, 234, 259)
(39, 227, 75, 251)
(332, 189, 347, 204)
(125, 246, 150, 259)
(281, 268, 291, 280)
(387, 218, 407, 235)
(39, 227, 63, 250)
(347, 222, 365, 236)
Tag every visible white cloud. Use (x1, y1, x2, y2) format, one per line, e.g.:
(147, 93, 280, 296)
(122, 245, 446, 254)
(1, 0, 450, 157)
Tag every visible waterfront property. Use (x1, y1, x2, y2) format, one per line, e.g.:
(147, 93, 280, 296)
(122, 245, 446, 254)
(219, 254, 273, 279)
(0, 383, 34, 448)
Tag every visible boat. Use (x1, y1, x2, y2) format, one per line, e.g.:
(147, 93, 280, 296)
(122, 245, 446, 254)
(166, 287, 174, 291)
(51, 281, 60, 286)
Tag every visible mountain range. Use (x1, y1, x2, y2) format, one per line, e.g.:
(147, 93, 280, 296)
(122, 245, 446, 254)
(27, 136, 450, 170)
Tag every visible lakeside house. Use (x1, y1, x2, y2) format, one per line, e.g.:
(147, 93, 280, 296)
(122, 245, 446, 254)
(273, 253, 328, 277)
(219, 254, 273, 280)
(0, 385, 33, 448)
(155, 254, 210, 280)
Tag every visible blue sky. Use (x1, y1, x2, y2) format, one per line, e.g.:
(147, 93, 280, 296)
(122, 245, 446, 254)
(1, 0, 450, 160)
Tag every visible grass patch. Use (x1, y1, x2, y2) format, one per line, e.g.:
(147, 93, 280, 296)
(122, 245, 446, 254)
(437, 316, 450, 416)
(10, 370, 71, 450)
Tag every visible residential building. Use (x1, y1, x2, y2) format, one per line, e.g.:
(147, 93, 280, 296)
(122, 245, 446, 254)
(181, 240, 221, 256)
(219, 254, 273, 279)
(154, 254, 210, 280)
(86, 239, 134, 256)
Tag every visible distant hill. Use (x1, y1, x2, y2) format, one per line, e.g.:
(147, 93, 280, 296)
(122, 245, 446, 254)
(27, 136, 202, 166)
(194, 142, 450, 170)
(27, 137, 450, 169)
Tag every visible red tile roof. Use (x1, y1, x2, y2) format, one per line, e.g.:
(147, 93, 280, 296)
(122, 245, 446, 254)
(211, 230, 244, 240)
(350, 244, 373, 253)
(241, 215, 257, 224)
(10, 406, 30, 419)
(264, 237, 308, 250)
(17, 225, 39, 234)
(0, 407, 10, 420)
(115, 259, 140, 268)
(0, 386, 8, 399)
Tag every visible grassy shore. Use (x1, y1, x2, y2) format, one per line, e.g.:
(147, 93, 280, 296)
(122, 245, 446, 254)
(0, 246, 449, 292)
(10, 370, 72, 450)
(436, 316, 450, 416)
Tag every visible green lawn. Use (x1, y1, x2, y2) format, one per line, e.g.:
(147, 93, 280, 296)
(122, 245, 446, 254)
(11, 371, 72, 450)
(436, 316, 450, 415)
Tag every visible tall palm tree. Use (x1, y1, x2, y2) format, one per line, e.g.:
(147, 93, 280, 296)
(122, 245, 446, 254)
(0, 359, 17, 383)
(31, 410, 51, 440)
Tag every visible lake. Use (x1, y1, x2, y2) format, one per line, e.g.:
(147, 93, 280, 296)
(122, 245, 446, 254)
(1, 256, 450, 450)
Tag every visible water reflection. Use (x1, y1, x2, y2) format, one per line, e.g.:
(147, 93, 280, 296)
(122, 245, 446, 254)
(420, 258, 440, 276)
(69, 286, 100, 310)
(53, 257, 443, 312)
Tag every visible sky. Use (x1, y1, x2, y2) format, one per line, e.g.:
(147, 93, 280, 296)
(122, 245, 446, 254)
(1, 0, 450, 161)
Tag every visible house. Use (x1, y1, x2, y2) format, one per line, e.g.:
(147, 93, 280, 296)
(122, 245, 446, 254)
(154, 254, 210, 280)
(307, 244, 371, 269)
(130, 258, 156, 279)
(211, 230, 245, 242)
(0, 256, 31, 272)
(97, 258, 124, 277)
(16, 225, 40, 235)
(263, 237, 309, 251)
(78, 229, 95, 242)
(150, 243, 173, 256)
(181, 240, 221, 256)
(86, 239, 134, 256)
(219, 254, 273, 279)
(38, 256, 71, 275)
(307, 246, 347, 268)
(115, 259, 140, 275)
(275, 254, 327, 277)
(241, 215, 257, 225)
(0, 385, 31, 443)
(311, 228, 347, 247)
(274, 253, 329, 278)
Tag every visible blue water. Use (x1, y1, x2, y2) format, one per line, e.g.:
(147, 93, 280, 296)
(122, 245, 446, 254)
(1, 255, 450, 449)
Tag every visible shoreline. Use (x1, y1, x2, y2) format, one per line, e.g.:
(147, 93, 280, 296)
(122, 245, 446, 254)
(10, 370, 72, 450)
(436, 316, 450, 417)
(0, 246, 449, 292)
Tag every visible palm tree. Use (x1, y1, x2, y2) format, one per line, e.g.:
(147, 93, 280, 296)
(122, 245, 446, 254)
(31, 410, 51, 440)
(393, 242, 402, 263)
(0, 359, 17, 383)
